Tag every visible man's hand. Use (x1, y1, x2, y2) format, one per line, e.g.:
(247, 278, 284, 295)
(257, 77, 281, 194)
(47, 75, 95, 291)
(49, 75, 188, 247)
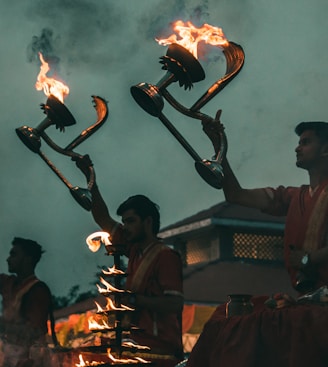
(72, 154, 94, 180)
(289, 246, 309, 269)
(201, 109, 225, 154)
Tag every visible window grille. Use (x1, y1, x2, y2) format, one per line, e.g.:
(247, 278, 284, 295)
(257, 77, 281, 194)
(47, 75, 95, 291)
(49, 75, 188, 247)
(233, 232, 284, 261)
(186, 237, 219, 265)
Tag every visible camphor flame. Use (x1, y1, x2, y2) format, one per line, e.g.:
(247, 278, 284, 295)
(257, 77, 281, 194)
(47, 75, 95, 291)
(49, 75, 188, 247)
(97, 276, 125, 294)
(86, 231, 112, 253)
(107, 348, 151, 364)
(95, 297, 134, 312)
(76, 353, 105, 366)
(88, 315, 111, 330)
(102, 265, 125, 276)
(35, 52, 69, 103)
(157, 20, 229, 59)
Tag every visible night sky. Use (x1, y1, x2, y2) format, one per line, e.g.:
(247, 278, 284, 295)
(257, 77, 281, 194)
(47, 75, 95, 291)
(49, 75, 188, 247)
(1, 0, 327, 298)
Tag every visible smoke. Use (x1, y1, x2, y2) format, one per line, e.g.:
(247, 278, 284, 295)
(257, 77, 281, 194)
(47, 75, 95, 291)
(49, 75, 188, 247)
(140, 0, 210, 39)
(27, 28, 61, 73)
(25, 0, 124, 71)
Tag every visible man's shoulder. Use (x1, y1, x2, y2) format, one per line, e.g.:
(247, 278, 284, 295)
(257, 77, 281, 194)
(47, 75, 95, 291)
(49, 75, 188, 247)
(0, 274, 16, 288)
(28, 279, 52, 297)
(157, 242, 182, 260)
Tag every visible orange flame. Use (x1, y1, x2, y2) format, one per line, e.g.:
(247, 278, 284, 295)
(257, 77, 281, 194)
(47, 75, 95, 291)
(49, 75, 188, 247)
(107, 348, 151, 364)
(157, 20, 229, 59)
(88, 315, 111, 330)
(97, 277, 125, 294)
(86, 231, 112, 252)
(76, 353, 105, 366)
(102, 265, 125, 276)
(95, 297, 134, 312)
(35, 52, 69, 103)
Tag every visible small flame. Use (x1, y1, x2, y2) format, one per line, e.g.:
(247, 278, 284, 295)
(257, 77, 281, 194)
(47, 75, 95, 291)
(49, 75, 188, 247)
(157, 20, 229, 59)
(121, 341, 150, 350)
(95, 297, 134, 312)
(88, 315, 111, 330)
(102, 265, 125, 275)
(35, 52, 69, 103)
(97, 276, 125, 294)
(107, 348, 151, 364)
(76, 354, 105, 366)
(86, 231, 112, 252)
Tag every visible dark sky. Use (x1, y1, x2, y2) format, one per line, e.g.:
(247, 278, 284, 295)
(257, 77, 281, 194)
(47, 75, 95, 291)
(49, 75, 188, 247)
(1, 0, 327, 298)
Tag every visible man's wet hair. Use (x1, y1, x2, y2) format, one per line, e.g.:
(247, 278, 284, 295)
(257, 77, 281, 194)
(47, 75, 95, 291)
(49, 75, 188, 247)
(12, 237, 45, 266)
(295, 121, 328, 144)
(117, 195, 161, 234)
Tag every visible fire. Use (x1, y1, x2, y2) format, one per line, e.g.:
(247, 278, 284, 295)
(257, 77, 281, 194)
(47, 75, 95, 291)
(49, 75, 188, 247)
(35, 52, 69, 103)
(107, 348, 151, 364)
(97, 276, 125, 294)
(157, 20, 229, 59)
(86, 231, 112, 252)
(76, 350, 151, 366)
(102, 265, 125, 276)
(76, 354, 105, 366)
(95, 297, 134, 312)
(88, 315, 111, 330)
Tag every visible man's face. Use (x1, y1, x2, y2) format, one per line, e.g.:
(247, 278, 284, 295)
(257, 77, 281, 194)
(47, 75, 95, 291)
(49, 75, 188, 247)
(121, 209, 148, 244)
(7, 245, 26, 274)
(295, 130, 326, 169)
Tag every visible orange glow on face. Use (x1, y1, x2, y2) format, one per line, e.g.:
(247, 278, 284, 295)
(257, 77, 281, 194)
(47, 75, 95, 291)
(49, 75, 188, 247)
(157, 20, 229, 59)
(35, 52, 69, 103)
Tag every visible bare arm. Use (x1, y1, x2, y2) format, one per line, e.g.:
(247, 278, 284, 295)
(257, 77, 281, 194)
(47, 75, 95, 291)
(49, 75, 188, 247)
(202, 110, 273, 211)
(74, 155, 118, 233)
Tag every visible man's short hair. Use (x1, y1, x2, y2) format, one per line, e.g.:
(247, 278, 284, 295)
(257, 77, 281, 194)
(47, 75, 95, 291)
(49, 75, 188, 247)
(295, 121, 328, 144)
(117, 195, 161, 234)
(12, 237, 44, 265)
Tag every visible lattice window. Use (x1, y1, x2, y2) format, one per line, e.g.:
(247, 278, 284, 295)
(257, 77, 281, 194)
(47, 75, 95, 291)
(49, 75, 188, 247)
(233, 232, 284, 261)
(186, 237, 219, 265)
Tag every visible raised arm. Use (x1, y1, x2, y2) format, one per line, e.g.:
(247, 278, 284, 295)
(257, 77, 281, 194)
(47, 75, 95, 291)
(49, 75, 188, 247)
(73, 155, 118, 233)
(202, 110, 272, 211)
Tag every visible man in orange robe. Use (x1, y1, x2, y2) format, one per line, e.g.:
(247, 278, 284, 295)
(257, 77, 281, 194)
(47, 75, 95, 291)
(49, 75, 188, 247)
(0, 237, 53, 367)
(186, 112, 328, 367)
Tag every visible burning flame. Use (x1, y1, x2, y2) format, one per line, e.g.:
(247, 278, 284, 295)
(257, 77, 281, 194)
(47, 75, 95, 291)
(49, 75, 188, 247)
(157, 20, 229, 59)
(95, 297, 134, 312)
(121, 341, 150, 351)
(107, 348, 151, 364)
(97, 276, 125, 294)
(76, 350, 151, 366)
(86, 231, 112, 252)
(35, 52, 69, 103)
(102, 265, 125, 276)
(76, 354, 105, 366)
(88, 315, 111, 330)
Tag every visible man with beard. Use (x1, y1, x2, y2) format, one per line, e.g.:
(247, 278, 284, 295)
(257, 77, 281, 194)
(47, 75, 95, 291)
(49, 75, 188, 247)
(75, 155, 184, 367)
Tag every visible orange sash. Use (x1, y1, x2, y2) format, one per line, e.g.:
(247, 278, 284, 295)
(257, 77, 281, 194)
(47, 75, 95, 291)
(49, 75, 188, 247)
(129, 242, 166, 293)
(3, 276, 40, 322)
(303, 184, 328, 252)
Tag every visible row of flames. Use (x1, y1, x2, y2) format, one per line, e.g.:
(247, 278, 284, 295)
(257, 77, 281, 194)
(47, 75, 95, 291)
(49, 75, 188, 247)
(76, 232, 151, 366)
(35, 20, 228, 103)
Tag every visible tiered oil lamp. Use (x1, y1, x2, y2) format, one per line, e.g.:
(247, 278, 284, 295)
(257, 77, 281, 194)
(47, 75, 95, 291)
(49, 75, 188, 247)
(73, 232, 152, 366)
